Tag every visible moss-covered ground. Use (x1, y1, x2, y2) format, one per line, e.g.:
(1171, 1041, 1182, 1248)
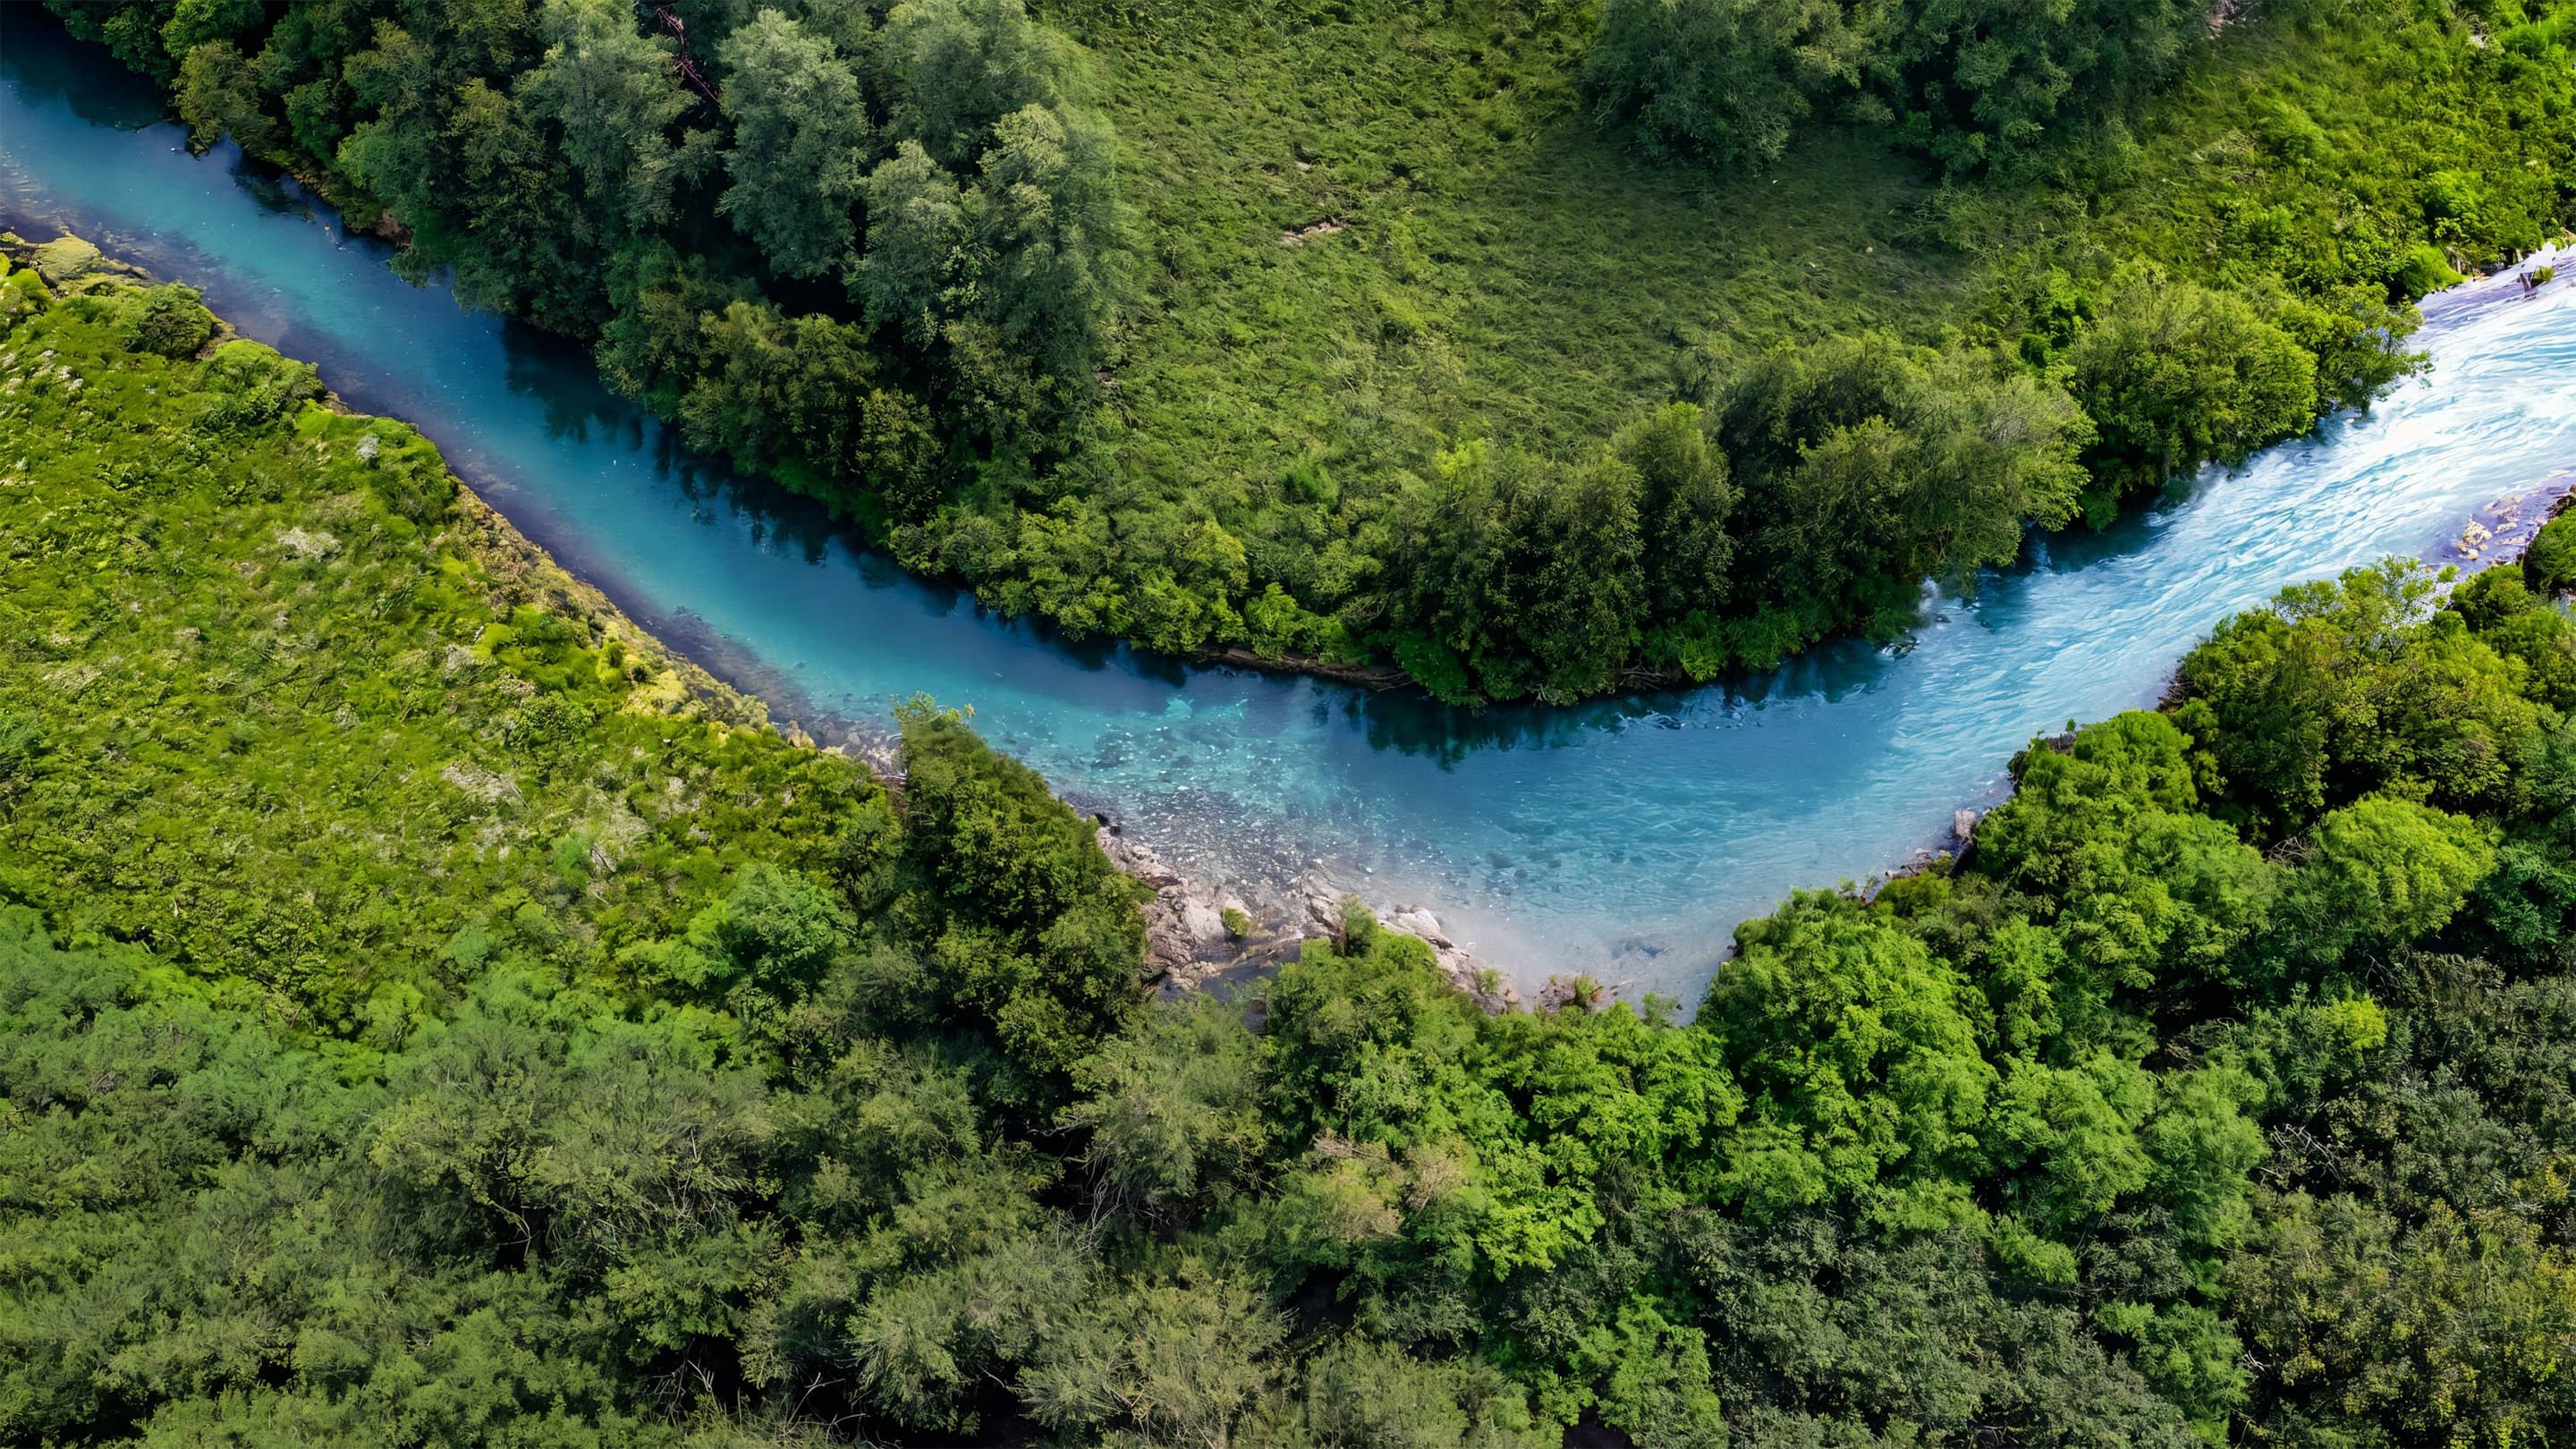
(1072, 0, 2571, 499)
(0, 247, 880, 1034)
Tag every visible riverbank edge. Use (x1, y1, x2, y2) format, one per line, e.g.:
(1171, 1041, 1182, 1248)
(2, 232, 786, 746)
(30, 21, 2576, 716)
(30, 227, 2565, 1025)
(3, 227, 1522, 1011)
(1070, 239, 2576, 708)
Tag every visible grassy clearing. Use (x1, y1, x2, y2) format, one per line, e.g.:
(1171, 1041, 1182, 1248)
(1070, 0, 2569, 504)
(0, 245, 878, 1033)
(1071, 0, 1973, 485)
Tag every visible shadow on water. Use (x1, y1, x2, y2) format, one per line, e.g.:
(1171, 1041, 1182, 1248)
(0, 16, 164, 129)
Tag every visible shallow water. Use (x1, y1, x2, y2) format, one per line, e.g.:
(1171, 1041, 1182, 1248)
(6, 16, 2573, 1002)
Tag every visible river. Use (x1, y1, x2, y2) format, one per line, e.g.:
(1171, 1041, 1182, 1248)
(5, 15, 2573, 1003)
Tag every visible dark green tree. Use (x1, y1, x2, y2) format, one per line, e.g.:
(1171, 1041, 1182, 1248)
(716, 9, 871, 279)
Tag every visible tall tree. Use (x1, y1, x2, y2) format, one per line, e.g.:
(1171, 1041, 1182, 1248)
(880, 0, 1067, 166)
(854, 140, 966, 343)
(716, 8, 872, 278)
(520, 0, 691, 229)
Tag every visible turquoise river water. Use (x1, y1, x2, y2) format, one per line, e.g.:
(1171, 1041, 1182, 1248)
(5, 16, 2573, 1001)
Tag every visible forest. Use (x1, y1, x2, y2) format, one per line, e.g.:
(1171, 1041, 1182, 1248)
(38, 0, 2576, 699)
(12, 231, 2576, 1444)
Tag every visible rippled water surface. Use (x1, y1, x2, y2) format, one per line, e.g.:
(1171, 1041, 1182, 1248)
(7, 15, 2573, 1000)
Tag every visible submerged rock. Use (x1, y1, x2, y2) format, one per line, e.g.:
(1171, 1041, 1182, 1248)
(1389, 908, 1451, 948)
(29, 234, 100, 284)
(1097, 827, 1522, 1015)
(1534, 976, 1608, 1013)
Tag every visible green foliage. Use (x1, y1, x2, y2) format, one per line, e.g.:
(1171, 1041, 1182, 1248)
(113, 280, 216, 357)
(2527, 508, 2576, 594)
(1585, 0, 2208, 176)
(1583, 0, 1867, 168)
(2067, 272, 2321, 506)
(174, 37, 274, 155)
(1714, 334, 2090, 646)
(521, 0, 691, 228)
(716, 10, 869, 280)
(854, 140, 967, 344)
(0, 906, 1100, 1446)
(882, 0, 1071, 167)
(2174, 561, 2546, 832)
(955, 102, 1123, 390)
(1062, 991, 1271, 1224)
(1346, 321, 2100, 701)
(628, 861, 859, 1004)
(1385, 440, 1647, 704)
(1973, 711, 2277, 1030)
(894, 699, 1148, 1103)
(0, 285, 877, 1027)
(1989, 1051, 2156, 1234)
(2266, 792, 2495, 976)
(1707, 890, 1994, 1224)
(2457, 576, 2576, 729)
(1019, 1263, 1286, 1445)
(2228, 1194, 2576, 1448)
(1258, 1335, 1545, 1447)
(1563, 1299, 1727, 1448)
(1258, 907, 1742, 1292)
(1876, 0, 2208, 174)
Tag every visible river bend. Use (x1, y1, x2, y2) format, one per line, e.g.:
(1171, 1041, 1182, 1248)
(5, 18, 2572, 999)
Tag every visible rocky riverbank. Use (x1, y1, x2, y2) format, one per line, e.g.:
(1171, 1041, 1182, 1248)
(813, 734, 1531, 1013)
(2434, 470, 2576, 572)
(1100, 821, 1524, 1013)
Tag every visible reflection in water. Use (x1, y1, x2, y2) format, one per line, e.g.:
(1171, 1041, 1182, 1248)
(5, 8, 2575, 1002)
(0, 23, 163, 128)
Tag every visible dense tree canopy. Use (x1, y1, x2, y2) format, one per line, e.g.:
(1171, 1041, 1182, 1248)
(716, 9, 871, 279)
(1587, 0, 2216, 176)
(2066, 273, 2322, 509)
(59, 0, 1118, 513)
(1582, 0, 1870, 169)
